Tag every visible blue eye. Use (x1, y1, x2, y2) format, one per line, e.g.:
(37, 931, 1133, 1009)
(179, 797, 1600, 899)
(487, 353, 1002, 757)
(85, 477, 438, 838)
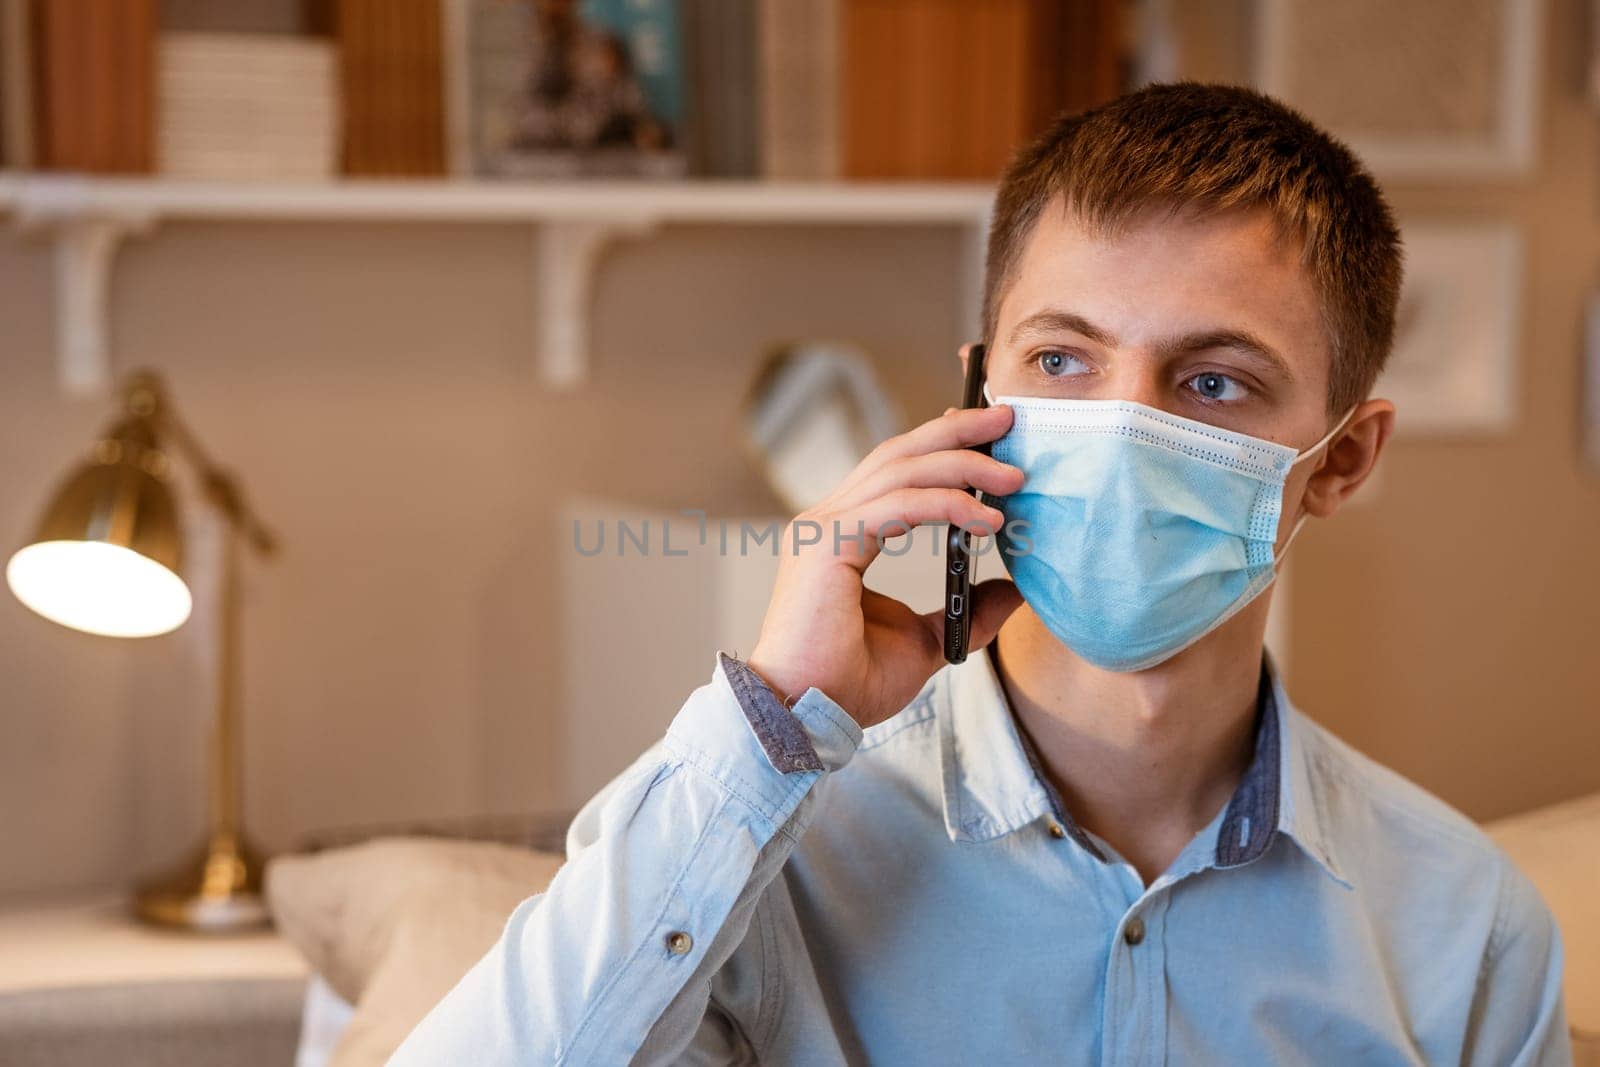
(1037, 351, 1088, 378)
(1188, 372, 1247, 402)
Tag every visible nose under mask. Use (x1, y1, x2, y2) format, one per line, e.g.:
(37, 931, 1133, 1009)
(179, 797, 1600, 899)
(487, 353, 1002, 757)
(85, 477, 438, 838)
(983, 388, 1353, 672)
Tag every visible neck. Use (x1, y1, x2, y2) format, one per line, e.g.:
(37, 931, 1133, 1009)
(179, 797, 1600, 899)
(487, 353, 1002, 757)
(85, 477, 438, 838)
(991, 597, 1271, 885)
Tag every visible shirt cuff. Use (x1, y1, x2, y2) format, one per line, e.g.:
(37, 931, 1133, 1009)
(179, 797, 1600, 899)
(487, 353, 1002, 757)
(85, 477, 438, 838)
(717, 652, 861, 774)
(660, 655, 861, 832)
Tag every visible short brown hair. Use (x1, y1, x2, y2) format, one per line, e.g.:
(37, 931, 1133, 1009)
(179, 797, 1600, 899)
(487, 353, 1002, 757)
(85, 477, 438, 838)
(981, 82, 1402, 415)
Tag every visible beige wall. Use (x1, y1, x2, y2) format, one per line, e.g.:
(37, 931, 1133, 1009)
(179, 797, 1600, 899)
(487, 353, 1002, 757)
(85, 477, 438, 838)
(0, 221, 967, 899)
(1, 0, 1596, 901)
(1253, 0, 1600, 819)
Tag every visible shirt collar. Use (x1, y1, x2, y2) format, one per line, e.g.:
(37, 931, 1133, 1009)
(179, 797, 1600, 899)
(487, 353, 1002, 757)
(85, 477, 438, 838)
(1267, 656, 1351, 888)
(937, 645, 1057, 843)
(936, 646, 1351, 888)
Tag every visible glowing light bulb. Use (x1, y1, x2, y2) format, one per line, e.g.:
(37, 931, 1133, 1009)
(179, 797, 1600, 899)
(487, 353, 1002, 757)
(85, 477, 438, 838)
(6, 540, 193, 638)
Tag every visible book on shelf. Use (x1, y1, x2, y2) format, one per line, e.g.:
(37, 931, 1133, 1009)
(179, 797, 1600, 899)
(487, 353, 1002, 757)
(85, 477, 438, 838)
(31, 0, 157, 173)
(334, 0, 449, 176)
(757, 0, 839, 180)
(840, 0, 1126, 180)
(157, 32, 337, 180)
(1024, 0, 1125, 138)
(681, 0, 760, 179)
(0, 0, 31, 167)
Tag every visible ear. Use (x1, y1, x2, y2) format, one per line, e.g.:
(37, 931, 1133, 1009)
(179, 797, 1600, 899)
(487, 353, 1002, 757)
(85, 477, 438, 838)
(958, 342, 974, 379)
(1301, 398, 1395, 518)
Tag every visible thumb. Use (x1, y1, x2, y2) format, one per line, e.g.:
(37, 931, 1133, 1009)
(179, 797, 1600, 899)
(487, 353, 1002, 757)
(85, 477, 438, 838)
(966, 577, 1023, 651)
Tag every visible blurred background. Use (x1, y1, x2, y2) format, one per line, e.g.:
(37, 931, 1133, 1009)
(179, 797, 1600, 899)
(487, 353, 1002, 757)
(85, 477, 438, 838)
(0, 0, 1596, 908)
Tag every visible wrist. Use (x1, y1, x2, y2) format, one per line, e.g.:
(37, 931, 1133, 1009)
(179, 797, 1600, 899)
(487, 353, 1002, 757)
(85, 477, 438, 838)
(743, 653, 806, 709)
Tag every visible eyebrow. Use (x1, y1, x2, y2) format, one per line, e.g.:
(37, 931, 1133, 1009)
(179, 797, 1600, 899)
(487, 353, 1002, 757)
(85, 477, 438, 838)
(1005, 307, 1295, 382)
(1007, 309, 1116, 349)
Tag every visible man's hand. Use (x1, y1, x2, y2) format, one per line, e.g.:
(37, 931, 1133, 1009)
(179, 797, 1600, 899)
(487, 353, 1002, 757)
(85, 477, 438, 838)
(746, 404, 1025, 731)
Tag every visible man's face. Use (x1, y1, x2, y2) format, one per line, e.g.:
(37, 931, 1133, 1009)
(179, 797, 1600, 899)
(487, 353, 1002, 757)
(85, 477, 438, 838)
(982, 198, 1340, 545)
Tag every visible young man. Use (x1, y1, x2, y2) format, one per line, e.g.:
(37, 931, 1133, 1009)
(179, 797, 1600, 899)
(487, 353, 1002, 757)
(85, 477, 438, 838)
(393, 84, 1569, 1065)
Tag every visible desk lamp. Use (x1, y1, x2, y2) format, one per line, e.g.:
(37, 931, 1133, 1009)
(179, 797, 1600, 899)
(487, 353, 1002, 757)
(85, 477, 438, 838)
(6, 369, 278, 930)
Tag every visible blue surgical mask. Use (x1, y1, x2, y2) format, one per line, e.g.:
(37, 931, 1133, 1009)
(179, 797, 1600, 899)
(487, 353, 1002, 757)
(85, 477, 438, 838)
(985, 389, 1354, 672)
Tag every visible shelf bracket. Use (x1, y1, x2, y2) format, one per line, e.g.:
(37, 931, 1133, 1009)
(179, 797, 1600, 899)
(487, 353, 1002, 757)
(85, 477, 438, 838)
(533, 218, 658, 387)
(13, 185, 156, 396)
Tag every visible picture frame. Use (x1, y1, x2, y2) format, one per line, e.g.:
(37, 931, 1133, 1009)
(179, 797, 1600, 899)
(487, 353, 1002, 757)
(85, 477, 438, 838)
(1256, 0, 1542, 179)
(453, 0, 688, 179)
(1376, 220, 1524, 435)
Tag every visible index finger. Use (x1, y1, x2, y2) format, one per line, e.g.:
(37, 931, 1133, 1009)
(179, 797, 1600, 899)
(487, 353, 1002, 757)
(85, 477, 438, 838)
(862, 404, 1014, 475)
(829, 405, 1014, 504)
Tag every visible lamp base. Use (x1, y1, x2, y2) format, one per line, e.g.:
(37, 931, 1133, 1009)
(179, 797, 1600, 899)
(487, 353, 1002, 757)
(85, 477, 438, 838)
(134, 835, 270, 932)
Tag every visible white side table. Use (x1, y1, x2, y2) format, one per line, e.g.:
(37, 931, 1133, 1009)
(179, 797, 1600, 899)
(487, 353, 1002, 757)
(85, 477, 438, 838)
(0, 895, 310, 1067)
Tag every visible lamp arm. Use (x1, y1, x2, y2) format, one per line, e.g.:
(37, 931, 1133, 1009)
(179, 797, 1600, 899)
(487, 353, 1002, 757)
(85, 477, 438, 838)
(151, 404, 280, 558)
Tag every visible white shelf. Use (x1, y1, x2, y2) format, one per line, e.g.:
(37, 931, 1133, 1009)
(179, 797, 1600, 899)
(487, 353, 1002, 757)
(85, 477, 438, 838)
(0, 175, 995, 223)
(0, 175, 996, 392)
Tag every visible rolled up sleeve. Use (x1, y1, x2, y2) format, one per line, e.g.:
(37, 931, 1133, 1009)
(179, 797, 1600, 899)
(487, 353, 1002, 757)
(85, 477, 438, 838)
(388, 654, 862, 1066)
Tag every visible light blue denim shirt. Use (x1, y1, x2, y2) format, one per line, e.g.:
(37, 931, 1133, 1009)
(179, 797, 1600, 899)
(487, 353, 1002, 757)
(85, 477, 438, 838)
(390, 649, 1570, 1065)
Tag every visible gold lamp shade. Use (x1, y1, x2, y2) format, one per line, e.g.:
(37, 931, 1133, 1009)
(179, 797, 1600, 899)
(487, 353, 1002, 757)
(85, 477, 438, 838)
(6, 416, 193, 638)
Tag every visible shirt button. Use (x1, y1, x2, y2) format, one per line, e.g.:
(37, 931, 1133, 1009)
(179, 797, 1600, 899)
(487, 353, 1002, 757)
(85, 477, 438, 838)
(1123, 917, 1145, 946)
(1047, 820, 1066, 839)
(666, 931, 693, 955)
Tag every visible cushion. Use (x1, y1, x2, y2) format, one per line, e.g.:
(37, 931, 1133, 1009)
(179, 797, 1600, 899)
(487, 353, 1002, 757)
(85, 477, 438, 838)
(264, 838, 565, 1067)
(1486, 791, 1600, 1062)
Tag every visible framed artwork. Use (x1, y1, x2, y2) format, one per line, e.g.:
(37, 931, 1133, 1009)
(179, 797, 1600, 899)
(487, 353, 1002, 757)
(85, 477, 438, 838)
(1256, 0, 1542, 178)
(1376, 220, 1524, 435)
(454, 0, 688, 178)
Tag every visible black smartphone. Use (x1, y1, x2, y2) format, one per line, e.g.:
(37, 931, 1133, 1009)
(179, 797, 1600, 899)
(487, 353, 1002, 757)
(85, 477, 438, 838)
(943, 343, 988, 664)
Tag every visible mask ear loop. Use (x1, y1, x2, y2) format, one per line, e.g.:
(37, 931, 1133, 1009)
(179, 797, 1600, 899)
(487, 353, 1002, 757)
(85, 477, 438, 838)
(1293, 405, 1358, 466)
(1277, 405, 1360, 558)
